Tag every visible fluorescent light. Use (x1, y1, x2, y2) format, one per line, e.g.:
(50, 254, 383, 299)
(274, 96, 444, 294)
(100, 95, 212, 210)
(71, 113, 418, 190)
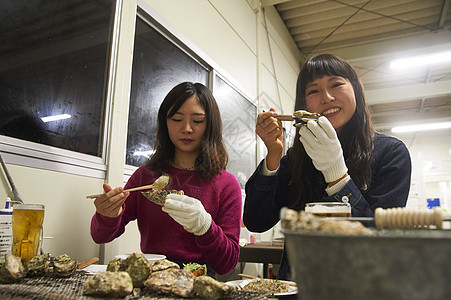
(41, 114, 71, 123)
(390, 50, 451, 69)
(391, 122, 451, 133)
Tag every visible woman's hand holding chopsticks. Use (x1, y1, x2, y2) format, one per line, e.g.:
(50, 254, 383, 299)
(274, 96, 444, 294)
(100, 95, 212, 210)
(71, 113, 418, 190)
(93, 184, 129, 218)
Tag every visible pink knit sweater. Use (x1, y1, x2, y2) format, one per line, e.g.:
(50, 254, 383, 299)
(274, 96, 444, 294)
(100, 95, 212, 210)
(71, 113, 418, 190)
(90, 165, 242, 275)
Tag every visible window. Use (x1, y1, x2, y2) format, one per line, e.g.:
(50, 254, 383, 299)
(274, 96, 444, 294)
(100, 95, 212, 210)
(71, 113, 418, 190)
(126, 16, 209, 167)
(0, 0, 116, 158)
(215, 76, 257, 187)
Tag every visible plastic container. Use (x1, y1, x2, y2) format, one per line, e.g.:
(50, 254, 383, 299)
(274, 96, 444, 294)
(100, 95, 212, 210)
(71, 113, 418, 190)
(0, 197, 13, 256)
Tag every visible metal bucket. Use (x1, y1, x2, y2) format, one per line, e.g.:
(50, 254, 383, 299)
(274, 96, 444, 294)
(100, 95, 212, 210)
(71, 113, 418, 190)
(284, 229, 451, 300)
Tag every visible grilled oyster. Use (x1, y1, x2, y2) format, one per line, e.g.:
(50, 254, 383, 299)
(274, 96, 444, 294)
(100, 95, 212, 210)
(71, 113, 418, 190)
(106, 257, 123, 272)
(121, 253, 152, 287)
(83, 271, 133, 298)
(151, 258, 180, 272)
(144, 268, 195, 298)
(47, 254, 77, 277)
(0, 254, 26, 283)
(26, 253, 51, 276)
(106, 253, 151, 288)
(141, 189, 184, 206)
(152, 174, 170, 190)
(192, 275, 237, 299)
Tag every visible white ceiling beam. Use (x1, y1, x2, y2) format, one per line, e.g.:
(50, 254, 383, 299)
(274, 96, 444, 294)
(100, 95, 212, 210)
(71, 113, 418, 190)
(366, 80, 451, 105)
(329, 30, 451, 63)
(439, 0, 450, 29)
(261, 0, 293, 7)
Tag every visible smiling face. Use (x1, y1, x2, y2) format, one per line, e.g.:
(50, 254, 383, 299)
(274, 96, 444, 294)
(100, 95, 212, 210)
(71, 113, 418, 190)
(305, 75, 356, 131)
(167, 95, 207, 160)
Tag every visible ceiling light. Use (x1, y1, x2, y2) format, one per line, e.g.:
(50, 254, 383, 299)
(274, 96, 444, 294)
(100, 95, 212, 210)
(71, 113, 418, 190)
(391, 122, 451, 133)
(41, 114, 71, 123)
(390, 50, 451, 69)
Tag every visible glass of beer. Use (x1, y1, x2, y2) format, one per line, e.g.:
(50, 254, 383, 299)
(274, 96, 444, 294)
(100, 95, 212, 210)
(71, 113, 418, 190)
(305, 202, 351, 217)
(12, 204, 45, 264)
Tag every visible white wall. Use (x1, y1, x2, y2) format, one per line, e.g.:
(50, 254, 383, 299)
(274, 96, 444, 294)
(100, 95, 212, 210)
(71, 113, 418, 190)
(392, 129, 451, 209)
(0, 0, 300, 264)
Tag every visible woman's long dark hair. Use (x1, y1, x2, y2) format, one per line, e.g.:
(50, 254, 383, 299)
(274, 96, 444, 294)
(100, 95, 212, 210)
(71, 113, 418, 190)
(289, 54, 374, 209)
(147, 82, 228, 180)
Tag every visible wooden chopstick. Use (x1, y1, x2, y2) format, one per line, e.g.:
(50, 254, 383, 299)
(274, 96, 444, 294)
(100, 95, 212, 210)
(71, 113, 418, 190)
(77, 257, 99, 270)
(238, 273, 297, 287)
(275, 115, 294, 121)
(86, 184, 155, 199)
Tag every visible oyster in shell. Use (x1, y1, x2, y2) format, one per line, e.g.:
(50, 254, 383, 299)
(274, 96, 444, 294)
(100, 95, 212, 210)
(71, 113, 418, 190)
(192, 275, 237, 299)
(151, 258, 180, 272)
(26, 253, 51, 276)
(0, 254, 26, 283)
(47, 254, 77, 277)
(106, 257, 123, 272)
(121, 253, 152, 287)
(141, 189, 184, 206)
(144, 268, 195, 298)
(106, 253, 151, 288)
(83, 271, 133, 298)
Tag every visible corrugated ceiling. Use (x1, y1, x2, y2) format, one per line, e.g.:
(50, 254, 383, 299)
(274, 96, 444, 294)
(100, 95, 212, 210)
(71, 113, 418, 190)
(267, 0, 451, 131)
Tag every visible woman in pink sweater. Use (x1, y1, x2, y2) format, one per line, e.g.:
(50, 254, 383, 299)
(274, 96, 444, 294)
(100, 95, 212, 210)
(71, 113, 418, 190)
(90, 82, 242, 276)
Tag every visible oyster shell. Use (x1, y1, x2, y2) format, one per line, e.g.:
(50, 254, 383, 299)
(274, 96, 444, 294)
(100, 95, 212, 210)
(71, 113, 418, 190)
(0, 254, 26, 283)
(141, 189, 184, 206)
(106, 257, 123, 272)
(122, 253, 152, 287)
(192, 275, 237, 299)
(144, 268, 195, 298)
(106, 253, 151, 288)
(26, 253, 51, 276)
(151, 258, 180, 272)
(47, 254, 77, 277)
(83, 271, 133, 298)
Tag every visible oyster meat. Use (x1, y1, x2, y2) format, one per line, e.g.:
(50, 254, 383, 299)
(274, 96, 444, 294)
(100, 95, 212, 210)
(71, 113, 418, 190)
(0, 254, 26, 283)
(152, 174, 170, 190)
(26, 253, 51, 276)
(47, 254, 77, 277)
(144, 268, 195, 298)
(192, 275, 237, 299)
(83, 271, 133, 298)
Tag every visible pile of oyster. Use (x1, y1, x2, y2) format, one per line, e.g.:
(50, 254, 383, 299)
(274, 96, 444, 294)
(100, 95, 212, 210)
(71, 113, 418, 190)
(0, 253, 77, 283)
(281, 208, 373, 235)
(83, 253, 236, 299)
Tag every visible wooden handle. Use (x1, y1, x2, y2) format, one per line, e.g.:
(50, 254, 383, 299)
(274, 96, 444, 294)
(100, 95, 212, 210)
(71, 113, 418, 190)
(77, 257, 99, 270)
(86, 184, 155, 199)
(275, 115, 294, 121)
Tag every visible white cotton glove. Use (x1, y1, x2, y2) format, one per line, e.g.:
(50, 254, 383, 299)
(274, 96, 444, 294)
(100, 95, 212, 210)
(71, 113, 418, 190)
(299, 116, 348, 183)
(162, 194, 212, 236)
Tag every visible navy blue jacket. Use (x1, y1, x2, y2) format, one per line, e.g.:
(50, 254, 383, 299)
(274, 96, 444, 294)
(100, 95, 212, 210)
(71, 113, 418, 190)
(243, 132, 412, 280)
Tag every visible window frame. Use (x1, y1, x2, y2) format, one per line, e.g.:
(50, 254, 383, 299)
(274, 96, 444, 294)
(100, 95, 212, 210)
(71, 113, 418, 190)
(0, 0, 257, 182)
(0, 0, 122, 179)
(124, 2, 257, 181)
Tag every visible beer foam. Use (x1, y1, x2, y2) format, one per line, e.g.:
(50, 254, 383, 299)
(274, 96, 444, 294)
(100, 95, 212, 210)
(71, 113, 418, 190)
(305, 203, 350, 213)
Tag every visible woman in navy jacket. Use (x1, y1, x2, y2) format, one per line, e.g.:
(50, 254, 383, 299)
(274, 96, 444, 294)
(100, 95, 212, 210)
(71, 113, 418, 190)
(243, 54, 412, 280)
